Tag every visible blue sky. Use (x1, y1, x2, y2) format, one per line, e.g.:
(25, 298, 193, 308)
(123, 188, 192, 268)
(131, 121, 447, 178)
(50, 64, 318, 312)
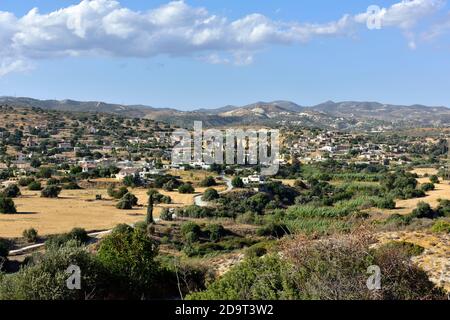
(0, 0, 449, 110)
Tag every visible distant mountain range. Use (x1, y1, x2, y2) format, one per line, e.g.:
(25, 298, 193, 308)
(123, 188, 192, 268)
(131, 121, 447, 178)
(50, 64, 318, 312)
(1, 96, 449, 130)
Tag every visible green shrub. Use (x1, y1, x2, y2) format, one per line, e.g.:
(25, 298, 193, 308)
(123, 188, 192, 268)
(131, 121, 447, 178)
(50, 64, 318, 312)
(256, 222, 290, 238)
(245, 243, 268, 259)
(22, 228, 38, 243)
(116, 192, 138, 210)
(378, 241, 424, 257)
(199, 176, 217, 187)
(178, 183, 195, 194)
(188, 234, 445, 300)
(46, 178, 60, 186)
(205, 224, 226, 242)
(45, 228, 89, 248)
(0, 241, 106, 300)
(62, 182, 82, 190)
(97, 227, 160, 298)
(421, 183, 435, 192)
(160, 208, 173, 221)
(411, 202, 436, 219)
(431, 220, 450, 233)
(27, 181, 42, 191)
(18, 177, 35, 187)
(202, 188, 219, 201)
(180, 222, 201, 238)
(41, 185, 62, 198)
(0, 197, 16, 214)
(2, 184, 21, 198)
(430, 175, 440, 184)
(231, 177, 244, 188)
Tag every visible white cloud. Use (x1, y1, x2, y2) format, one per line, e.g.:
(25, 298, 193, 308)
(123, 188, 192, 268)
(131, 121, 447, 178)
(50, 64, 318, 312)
(0, 0, 445, 75)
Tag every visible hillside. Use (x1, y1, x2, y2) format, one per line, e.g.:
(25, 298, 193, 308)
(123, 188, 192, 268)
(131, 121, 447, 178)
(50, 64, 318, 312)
(1, 96, 449, 130)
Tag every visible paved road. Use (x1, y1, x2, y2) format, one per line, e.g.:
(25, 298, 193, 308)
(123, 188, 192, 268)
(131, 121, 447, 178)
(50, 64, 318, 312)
(194, 175, 233, 207)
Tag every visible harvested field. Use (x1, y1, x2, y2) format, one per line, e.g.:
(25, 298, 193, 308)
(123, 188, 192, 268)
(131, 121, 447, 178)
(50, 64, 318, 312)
(0, 185, 225, 238)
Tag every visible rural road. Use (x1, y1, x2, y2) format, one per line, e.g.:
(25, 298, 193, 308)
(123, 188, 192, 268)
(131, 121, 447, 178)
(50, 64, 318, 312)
(194, 175, 233, 207)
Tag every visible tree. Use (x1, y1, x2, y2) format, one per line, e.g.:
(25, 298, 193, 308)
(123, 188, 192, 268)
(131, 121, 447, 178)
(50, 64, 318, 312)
(160, 208, 173, 221)
(178, 183, 195, 194)
(231, 176, 244, 188)
(202, 188, 219, 201)
(23, 228, 38, 243)
(41, 185, 62, 198)
(411, 202, 436, 219)
(38, 167, 53, 179)
(27, 181, 42, 191)
(429, 175, 439, 184)
(116, 192, 138, 210)
(0, 197, 16, 214)
(146, 195, 154, 224)
(199, 176, 217, 187)
(3, 184, 21, 198)
(97, 227, 159, 297)
(30, 158, 41, 168)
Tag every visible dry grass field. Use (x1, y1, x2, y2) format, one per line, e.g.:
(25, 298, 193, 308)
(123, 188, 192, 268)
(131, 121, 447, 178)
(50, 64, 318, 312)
(380, 178, 450, 216)
(0, 185, 226, 238)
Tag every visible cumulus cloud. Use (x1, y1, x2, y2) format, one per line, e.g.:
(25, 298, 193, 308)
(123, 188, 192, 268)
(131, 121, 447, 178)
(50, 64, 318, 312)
(0, 0, 445, 75)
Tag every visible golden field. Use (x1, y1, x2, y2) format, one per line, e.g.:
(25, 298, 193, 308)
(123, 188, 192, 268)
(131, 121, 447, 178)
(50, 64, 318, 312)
(0, 185, 225, 238)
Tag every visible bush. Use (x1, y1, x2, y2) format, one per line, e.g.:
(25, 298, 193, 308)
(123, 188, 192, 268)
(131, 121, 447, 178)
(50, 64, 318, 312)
(160, 208, 173, 221)
(245, 243, 268, 259)
(2, 184, 21, 198)
(41, 185, 62, 198)
(147, 189, 171, 204)
(256, 222, 290, 238)
(62, 182, 82, 190)
(178, 183, 195, 194)
(430, 175, 440, 184)
(421, 183, 435, 192)
(46, 178, 60, 186)
(199, 176, 217, 187)
(188, 233, 445, 300)
(116, 192, 138, 210)
(205, 224, 226, 242)
(231, 177, 244, 188)
(22, 228, 38, 243)
(411, 202, 437, 219)
(97, 226, 160, 298)
(0, 197, 16, 214)
(18, 177, 35, 187)
(431, 220, 450, 233)
(45, 228, 89, 248)
(108, 186, 128, 199)
(202, 188, 219, 201)
(181, 222, 201, 239)
(0, 241, 106, 300)
(378, 241, 424, 257)
(27, 181, 42, 191)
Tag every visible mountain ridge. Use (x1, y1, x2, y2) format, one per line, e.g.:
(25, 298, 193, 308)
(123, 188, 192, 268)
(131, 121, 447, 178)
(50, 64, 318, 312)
(1, 96, 449, 129)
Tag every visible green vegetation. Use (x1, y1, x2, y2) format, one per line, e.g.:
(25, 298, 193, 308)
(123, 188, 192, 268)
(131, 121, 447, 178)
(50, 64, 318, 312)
(22, 228, 38, 243)
(178, 183, 195, 194)
(41, 185, 62, 198)
(0, 196, 16, 214)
